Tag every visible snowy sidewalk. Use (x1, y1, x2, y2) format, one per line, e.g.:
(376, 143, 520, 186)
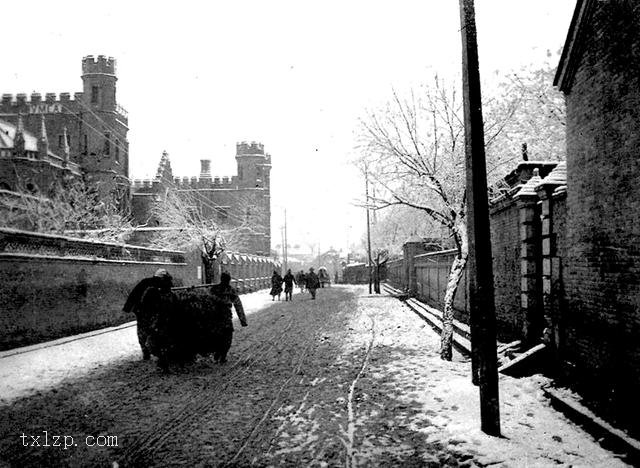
(346, 293, 629, 466)
(0, 288, 277, 403)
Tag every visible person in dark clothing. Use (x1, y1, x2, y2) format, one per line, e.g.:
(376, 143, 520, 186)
(283, 269, 296, 301)
(140, 272, 184, 370)
(209, 272, 248, 364)
(296, 270, 307, 293)
(123, 269, 172, 360)
(270, 270, 283, 301)
(306, 267, 320, 300)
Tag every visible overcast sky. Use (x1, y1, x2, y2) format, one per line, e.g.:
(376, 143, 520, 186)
(1, 0, 576, 254)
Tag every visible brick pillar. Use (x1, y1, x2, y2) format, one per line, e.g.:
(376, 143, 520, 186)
(515, 169, 543, 345)
(536, 161, 567, 363)
(536, 186, 555, 348)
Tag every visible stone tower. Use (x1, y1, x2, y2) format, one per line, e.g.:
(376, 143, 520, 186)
(80, 55, 130, 208)
(235, 141, 271, 190)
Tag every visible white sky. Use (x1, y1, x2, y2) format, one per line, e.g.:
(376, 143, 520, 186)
(1, 0, 576, 254)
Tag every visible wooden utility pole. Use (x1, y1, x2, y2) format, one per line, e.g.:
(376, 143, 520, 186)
(365, 166, 373, 294)
(459, 0, 501, 436)
(284, 208, 288, 272)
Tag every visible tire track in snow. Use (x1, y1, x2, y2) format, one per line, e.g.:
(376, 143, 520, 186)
(121, 313, 298, 465)
(343, 313, 376, 468)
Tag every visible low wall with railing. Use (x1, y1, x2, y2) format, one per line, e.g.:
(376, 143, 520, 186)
(217, 251, 280, 293)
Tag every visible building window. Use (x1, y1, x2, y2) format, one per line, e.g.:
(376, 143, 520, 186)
(83, 134, 88, 154)
(104, 132, 111, 155)
(91, 86, 99, 104)
(239, 167, 244, 180)
(58, 134, 71, 147)
(115, 139, 120, 162)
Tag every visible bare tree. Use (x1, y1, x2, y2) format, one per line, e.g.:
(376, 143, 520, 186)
(0, 176, 132, 243)
(358, 77, 469, 360)
(148, 188, 268, 281)
(358, 61, 565, 360)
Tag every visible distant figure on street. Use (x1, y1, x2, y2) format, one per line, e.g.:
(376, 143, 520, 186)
(270, 270, 283, 301)
(318, 267, 330, 288)
(306, 267, 320, 300)
(296, 270, 307, 293)
(123, 268, 173, 360)
(209, 272, 248, 364)
(283, 269, 296, 301)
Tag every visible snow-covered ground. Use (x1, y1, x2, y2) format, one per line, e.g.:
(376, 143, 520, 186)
(0, 285, 630, 466)
(0, 288, 275, 404)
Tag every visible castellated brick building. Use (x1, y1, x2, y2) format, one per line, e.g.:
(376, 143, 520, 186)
(0, 55, 129, 206)
(131, 141, 272, 256)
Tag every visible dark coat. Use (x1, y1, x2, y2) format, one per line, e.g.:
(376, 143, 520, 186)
(123, 277, 159, 314)
(306, 272, 320, 290)
(209, 283, 247, 328)
(270, 273, 283, 296)
(139, 286, 187, 363)
(283, 272, 296, 292)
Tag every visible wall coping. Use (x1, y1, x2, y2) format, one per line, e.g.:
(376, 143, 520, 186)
(490, 194, 518, 215)
(0, 228, 186, 264)
(414, 248, 457, 261)
(0, 228, 183, 254)
(0, 252, 188, 266)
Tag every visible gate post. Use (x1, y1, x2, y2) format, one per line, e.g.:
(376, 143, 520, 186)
(515, 169, 543, 346)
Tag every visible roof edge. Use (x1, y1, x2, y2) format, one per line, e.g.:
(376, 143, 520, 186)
(554, 0, 596, 93)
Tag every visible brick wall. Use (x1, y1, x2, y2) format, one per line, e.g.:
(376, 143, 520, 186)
(489, 197, 522, 341)
(562, 1, 640, 431)
(0, 229, 279, 350)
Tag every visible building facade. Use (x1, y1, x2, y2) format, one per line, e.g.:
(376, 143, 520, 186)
(0, 55, 130, 206)
(554, 0, 640, 434)
(131, 142, 272, 256)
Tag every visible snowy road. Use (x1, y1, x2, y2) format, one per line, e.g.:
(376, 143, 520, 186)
(0, 286, 630, 467)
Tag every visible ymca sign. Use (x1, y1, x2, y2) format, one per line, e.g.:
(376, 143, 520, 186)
(28, 103, 63, 114)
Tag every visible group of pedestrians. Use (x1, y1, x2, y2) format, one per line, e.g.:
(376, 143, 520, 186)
(270, 267, 321, 301)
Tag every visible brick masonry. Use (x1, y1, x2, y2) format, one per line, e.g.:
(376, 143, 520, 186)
(558, 0, 640, 431)
(0, 229, 278, 350)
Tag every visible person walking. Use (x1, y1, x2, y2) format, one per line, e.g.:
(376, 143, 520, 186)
(306, 267, 320, 300)
(296, 270, 307, 293)
(209, 272, 248, 364)
(270, 270, 283, 301)
(139, 270, 183, 370)
(123, 268, 172, 360)
(283, 269, 296, 301)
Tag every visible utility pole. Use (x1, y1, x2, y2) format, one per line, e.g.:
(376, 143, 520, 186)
(365, 166, 373, 294)
(280, 225, 286, 272)
(284, 209, 288, 272)
(459, 0, 501, 436)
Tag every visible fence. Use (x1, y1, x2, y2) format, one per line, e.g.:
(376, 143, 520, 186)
(414, 250, 469, 324)
(217, 251, 280, 293)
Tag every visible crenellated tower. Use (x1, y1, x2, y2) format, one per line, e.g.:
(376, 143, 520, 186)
(235, 141, 271, 190)
(79, 55, 130, 209)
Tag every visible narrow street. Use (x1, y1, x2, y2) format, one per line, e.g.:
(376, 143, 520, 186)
(0, 286, 628, 467)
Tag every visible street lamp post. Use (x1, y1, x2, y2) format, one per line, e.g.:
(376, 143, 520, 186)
(459, 0, 501, 436)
